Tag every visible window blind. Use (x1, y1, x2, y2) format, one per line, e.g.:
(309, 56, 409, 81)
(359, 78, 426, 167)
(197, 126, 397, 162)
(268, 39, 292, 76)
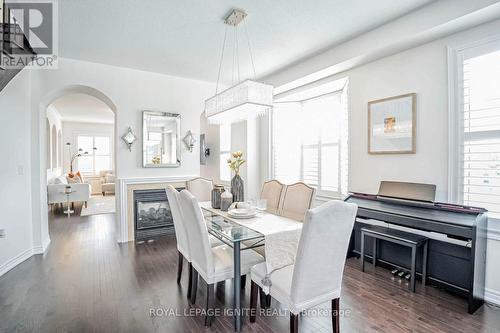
(461, 48, 500, 217)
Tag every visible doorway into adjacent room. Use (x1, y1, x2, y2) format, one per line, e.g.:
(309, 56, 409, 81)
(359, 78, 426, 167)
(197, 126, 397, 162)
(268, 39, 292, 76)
(45, 92, 116, 220)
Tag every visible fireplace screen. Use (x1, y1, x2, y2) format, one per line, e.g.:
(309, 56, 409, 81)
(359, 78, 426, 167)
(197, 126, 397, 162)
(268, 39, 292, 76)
(134, 189, 180, 240)
(136, 201, 171, 229)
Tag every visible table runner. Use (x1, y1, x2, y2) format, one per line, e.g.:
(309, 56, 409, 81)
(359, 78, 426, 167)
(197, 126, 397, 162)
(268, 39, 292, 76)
(200, 202, 302, 293)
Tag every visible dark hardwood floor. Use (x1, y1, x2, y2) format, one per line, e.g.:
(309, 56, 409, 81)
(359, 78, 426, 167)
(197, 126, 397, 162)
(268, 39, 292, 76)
(1, 209, 500, 333)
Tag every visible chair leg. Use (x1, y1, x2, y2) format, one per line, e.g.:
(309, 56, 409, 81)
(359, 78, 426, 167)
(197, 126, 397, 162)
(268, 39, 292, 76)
(266, 294, 271, 307)
(84, 201, 88, 208)
(241, 274, 247, 290)
(205, 283, 215, 327)
(102, 191, 105, 196)
(190, 268, 198, 304)
(177, 251, 183, 284)
(250, 281, 258, 323)
(332, 298, 340, 333)
(187, 263, 193, 300)
(259, 288, 269, 309)
(290, 313, 299, 333)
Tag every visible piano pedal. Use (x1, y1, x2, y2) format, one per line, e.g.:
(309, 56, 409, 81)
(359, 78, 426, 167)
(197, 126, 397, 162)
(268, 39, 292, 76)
(397, 271, 405, 278)
(404, 273, 411, 280)
(391, 269, 399, 275)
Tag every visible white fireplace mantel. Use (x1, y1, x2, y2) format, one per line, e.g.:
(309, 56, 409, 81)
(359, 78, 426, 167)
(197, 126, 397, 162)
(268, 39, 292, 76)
(117, 175, 197, 243)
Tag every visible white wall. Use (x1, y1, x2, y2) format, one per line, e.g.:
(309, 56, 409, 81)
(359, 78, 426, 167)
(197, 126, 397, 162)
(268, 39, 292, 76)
(0, 70, 36, 276)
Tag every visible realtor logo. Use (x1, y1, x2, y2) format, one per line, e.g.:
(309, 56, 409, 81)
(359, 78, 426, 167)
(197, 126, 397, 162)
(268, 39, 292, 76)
(2, 0, 58, 69)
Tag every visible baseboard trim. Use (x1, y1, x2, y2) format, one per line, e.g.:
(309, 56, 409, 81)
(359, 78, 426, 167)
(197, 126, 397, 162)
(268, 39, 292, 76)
(485, 288, 500, 306)
(33, 237, 51, 254)
(0, 238, 51, 277)
(0, 247, 34, 277)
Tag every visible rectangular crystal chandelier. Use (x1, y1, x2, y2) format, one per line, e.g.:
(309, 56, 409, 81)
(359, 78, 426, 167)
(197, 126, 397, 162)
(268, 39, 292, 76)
(205, 79, 273, 124)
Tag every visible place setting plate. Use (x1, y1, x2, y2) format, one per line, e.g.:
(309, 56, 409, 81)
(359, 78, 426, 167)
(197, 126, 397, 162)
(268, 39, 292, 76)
(227, 208, 257, 219)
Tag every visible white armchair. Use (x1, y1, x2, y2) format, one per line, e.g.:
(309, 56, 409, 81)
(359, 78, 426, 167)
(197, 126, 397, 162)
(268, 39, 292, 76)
(47, 176, 91, 207)
(280, 182, 316, 222)
(261, 179, 286, 215)
(186, 177, 213, 202)
(100, 170, 115, 196)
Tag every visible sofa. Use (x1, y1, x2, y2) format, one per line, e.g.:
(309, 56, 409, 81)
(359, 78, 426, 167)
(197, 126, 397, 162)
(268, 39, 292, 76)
(47, 176, 91, 207)
(100, 170, 115, 196)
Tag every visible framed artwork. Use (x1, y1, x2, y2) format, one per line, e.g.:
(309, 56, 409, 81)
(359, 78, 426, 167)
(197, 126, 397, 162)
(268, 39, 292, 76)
(368, 93, 416, 154)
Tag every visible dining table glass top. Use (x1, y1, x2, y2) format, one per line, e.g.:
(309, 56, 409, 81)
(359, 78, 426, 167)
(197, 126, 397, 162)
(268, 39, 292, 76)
(203, 210, 265, 243)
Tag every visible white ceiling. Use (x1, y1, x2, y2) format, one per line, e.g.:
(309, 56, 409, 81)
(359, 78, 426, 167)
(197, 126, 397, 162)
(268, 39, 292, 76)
(59, 0, 434, 84)
(51, 93, 115, 124)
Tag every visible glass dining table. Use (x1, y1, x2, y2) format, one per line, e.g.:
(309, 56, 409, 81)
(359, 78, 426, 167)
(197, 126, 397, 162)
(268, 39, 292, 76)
(202, 207, 265, 332)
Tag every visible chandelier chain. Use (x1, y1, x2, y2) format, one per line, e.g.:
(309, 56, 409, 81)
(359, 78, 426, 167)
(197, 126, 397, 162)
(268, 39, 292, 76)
(244, 20, 257, 80)
(232, 27, 237, 85)
(215, 25, 228, 95)
(236, 26, 241, 83)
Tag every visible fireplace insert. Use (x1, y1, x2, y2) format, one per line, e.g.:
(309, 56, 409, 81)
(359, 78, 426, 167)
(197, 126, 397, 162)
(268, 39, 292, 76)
(133, 188, 183, 241)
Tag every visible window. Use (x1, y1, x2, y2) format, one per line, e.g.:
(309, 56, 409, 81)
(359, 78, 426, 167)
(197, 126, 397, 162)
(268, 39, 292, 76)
(272, 81, 349, 197)
(450, 39, 500, 218)
(219, 124, 231, 182)
(77, 135, 112, 175)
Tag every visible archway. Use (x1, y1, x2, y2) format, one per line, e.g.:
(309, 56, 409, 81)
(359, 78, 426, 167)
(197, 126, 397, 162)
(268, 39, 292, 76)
(39, 85, 118, 242)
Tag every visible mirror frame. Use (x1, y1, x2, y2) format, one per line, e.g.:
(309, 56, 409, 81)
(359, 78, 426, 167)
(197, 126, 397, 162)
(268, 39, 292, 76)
(142, 110, 181, 168)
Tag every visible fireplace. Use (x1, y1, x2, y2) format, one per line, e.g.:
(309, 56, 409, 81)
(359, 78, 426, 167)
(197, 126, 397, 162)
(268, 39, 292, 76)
(133, 188, 182, 240)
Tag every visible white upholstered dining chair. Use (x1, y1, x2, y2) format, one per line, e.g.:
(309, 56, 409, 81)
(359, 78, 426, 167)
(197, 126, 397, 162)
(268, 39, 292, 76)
(186, 177, 213, 202)
(280, 182, 315, 222)
(179, 190, 264, 327)
(165, 186, 222, 299)
(261, 180, 286, 214)
(249, 200, 358, 333)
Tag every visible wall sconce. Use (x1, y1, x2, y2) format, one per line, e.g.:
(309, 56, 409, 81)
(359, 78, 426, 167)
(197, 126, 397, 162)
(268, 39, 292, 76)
(183, 130, 196, 152)
(121, 127, 137, 151)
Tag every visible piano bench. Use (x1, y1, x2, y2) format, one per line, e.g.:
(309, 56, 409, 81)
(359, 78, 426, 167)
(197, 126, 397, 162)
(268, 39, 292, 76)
(360, 225, 428, 293)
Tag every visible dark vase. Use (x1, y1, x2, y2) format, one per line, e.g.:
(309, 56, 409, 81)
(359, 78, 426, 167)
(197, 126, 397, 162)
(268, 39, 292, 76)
(231, 174, 244, 203)
(211, 185, 225, 209)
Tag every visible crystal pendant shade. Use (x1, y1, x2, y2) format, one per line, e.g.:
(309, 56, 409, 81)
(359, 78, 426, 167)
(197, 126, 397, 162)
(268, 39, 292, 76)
(205, 80, 273, 124)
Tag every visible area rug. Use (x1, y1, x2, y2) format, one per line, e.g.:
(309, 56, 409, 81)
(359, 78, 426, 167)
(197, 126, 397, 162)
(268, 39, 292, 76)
(80, 195, 116, 216)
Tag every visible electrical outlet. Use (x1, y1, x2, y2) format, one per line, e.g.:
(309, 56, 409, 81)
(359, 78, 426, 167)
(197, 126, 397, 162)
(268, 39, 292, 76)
(0, 229, 6, 238)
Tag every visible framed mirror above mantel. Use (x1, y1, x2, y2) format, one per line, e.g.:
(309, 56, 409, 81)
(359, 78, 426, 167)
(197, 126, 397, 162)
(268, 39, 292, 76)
(142, 111, 181, 168)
